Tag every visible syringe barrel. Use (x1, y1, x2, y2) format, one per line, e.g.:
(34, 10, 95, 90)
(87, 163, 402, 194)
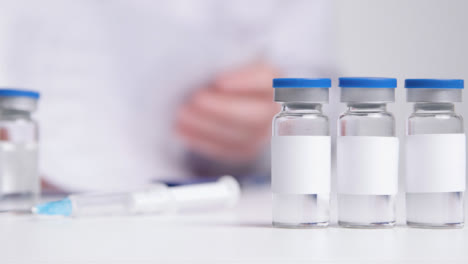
(70, 184, 170, 216)
(69, 192, 133, 216)
(69, 176, 240, 216)
(169, 176, 241, 211)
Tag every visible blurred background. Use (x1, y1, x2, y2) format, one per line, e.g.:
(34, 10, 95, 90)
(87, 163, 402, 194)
(333, 0, 468, 133)
(0, 0, 466, 197)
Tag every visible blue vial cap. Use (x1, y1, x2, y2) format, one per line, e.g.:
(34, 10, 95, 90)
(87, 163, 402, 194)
(405, 79, 464, 89)
(339, 77, 397, 88)
(273, 78, 331, 88)
(0, 89, 40, 99)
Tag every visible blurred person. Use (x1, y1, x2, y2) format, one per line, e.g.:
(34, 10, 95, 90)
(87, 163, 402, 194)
(0, 0, 334, 192)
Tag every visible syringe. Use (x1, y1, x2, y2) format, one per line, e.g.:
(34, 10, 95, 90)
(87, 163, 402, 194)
(32, 176, 240, 217)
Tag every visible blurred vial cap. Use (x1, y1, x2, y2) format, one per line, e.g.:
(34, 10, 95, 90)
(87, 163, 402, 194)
(0, 89, 40, 112)
(405, 79, 463, 103)
(339, 77, 397, 103)
(273, 78, 330, 103)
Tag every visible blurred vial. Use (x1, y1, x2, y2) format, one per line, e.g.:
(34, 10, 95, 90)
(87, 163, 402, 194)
(405, 79, 465, 228)
(271, 78, 331, 228)
(337, 77, 399, 228)
(0, 89, 40, 210)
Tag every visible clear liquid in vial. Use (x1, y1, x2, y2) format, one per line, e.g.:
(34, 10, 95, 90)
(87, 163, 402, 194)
(272, 193, 329, 228)
(406, 192, 464, 228)
(338, 194, 396, 228)
(0, 142, 39, 210)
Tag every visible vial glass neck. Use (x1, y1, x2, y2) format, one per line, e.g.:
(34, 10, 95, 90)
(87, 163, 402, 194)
(413, 102, 455, 113)
(346, 103, 387, 112)
(283, 102, 323, 113)
(0, 108, 32, 120)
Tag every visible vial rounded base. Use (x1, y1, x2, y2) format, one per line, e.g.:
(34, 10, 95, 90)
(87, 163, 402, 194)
(0, 192, 38, 211)
(272, 193, 329, 228)
(406, 192, 464, 229)
(273, 221, 328, 229)
(338, 221, 395, 229)
(407, 222, 464, 229)
(338, 194, 396, 228)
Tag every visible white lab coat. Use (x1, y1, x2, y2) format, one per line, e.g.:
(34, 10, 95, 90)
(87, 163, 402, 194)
(0, 0, 334, 191)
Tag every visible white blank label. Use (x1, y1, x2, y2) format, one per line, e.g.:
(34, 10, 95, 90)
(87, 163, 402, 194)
(406, 134, 466, 193)
(337, 136, 399, 195)
(271, 136, 331, 194)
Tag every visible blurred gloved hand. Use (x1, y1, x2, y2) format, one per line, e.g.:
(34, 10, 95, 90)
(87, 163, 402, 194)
(176, 63, 280, 164)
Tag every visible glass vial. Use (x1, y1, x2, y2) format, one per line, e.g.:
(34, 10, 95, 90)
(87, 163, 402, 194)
(271, 78, 331, 228)
(0, 89, 40, 211)
(405, 79, 465, 228)
(337, 77, 399, 228)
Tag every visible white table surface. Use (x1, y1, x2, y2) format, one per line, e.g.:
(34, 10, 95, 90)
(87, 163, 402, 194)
(1, 187, 467, 263)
